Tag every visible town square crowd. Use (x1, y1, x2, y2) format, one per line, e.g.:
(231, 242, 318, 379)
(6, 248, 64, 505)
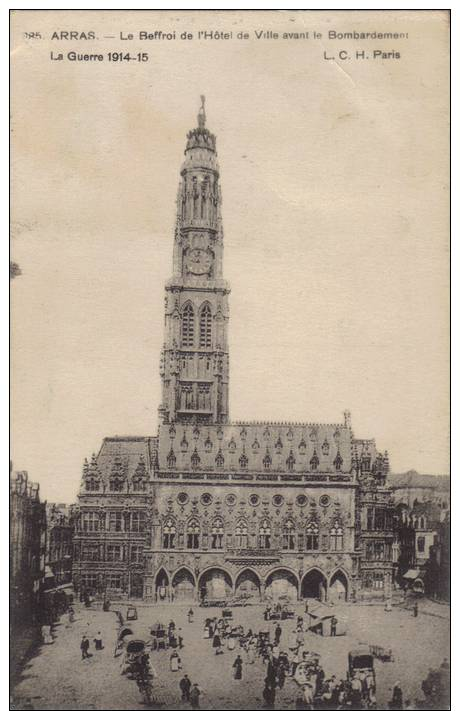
(34, 597, 448, 711)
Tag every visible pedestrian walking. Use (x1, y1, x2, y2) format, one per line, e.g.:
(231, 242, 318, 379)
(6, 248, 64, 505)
(413, 602, 418, 618)
(262, 678, 276, 709)
(93, 631, 103, 650)
(212, 631, 223, 655)
(350, 675, 362, 707)
(232, 654, 243, 680)
(190, 683, 201, 709)
(180, 674, 191, 701)
(170, 650, 181, 672)
(266, 659, 277, 689)
(331, 616, 337, 637)
(291, 650, 300, 678)
(274, 623, 282, 645)
(248, 636, 257, 664)
(302, 682, 315, 710)
(188, 608, 194, 623)
(390, 681, 404, 710)
(80, 635, 90, 659)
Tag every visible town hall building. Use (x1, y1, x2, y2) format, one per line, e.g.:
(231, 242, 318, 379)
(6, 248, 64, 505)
(72, 99, 395, 604)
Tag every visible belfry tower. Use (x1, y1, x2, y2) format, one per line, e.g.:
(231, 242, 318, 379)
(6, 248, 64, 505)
(159, 97, 230, 425)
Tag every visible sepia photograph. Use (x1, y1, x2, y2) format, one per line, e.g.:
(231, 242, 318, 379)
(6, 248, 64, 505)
(10, 9, 450, 711)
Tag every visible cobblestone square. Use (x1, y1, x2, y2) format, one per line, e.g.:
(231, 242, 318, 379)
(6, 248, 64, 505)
(12, 599, 449, 710)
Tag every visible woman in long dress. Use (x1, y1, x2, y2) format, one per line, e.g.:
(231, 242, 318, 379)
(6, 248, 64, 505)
(247, 637, 257, 664)
(203, 621, 210, 639)
(213, 632, 222, 655)
(233, 655, 243, 680)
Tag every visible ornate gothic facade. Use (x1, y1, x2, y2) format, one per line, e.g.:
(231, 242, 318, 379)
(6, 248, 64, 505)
(73, 100, 395, 603)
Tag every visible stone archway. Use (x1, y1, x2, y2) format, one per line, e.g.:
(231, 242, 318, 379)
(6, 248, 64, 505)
(172, 567, 196, 602)
(155, 568, 170, 602)
(329, 569, 348, 603)
(235, 568, 261, 601)
(265, 568, 298, 602)
(301, 568, 328, 601)
(198, 568, 233, 602)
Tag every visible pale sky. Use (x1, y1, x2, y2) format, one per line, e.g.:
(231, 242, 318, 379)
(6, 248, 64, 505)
(11, 10, 450, 502)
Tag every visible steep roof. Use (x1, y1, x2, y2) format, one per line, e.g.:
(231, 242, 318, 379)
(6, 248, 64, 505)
(88, 436, 158, 484)
(158, 422, 357, 473)
(389, 471, 450, 491)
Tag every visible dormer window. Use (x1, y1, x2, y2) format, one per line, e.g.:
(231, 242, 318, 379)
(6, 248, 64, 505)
(109, 477, 124, 492)
(239, 453, 248, 470)
(167, 448, 176, 469)
(275, 436, 283, 454)
(191, 448, 201, 469)
(263, 451, 272, 471)
(215, 449, 224, 469)
(310, 451, 319, 472)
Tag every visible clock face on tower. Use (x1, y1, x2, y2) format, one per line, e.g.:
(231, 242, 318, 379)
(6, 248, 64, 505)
(185, 248, 213, 276)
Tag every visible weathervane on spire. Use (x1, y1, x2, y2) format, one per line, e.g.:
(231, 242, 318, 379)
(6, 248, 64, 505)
(198, 95, 206, 128)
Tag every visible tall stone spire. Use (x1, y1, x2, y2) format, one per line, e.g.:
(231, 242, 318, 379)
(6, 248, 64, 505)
(159, 99, 230, 425)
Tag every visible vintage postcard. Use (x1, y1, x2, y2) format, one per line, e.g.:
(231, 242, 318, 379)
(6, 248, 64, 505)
(10, 9, 450, 711)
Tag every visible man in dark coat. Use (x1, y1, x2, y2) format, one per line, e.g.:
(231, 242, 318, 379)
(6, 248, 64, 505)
(263, 678, 276, 709)
(179, 674, 192, 701)
(390, 681, 403, 710)
(190, 683, 201, 709)
(274, 623, 282, 645)
(80, 635, 90, 659)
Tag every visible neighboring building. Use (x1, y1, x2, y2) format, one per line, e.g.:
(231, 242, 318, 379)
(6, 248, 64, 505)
(389, 470, 450, 510)
(44, 503, 74, 589)
(10, 469, 47, 624)
(392, 473, 450, 597)
(72, 439, 157, 600)
(74, 100, 395, 603)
